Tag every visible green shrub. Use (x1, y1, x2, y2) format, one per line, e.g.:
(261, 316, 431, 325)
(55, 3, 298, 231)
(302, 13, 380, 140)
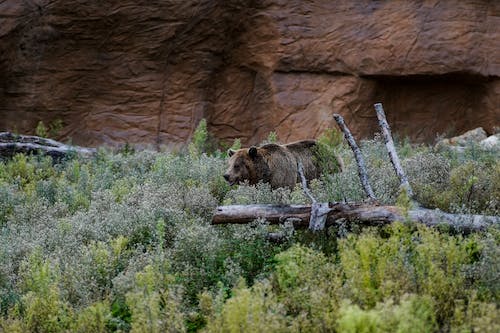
(35, 120, 63, 138)
(71, 301, 111, 333)
(188, 119, 219, 157)
(447, 161, 499, 214)
(16, 252, 72, 332)
(316, 127, 344, 175)
(126, 263, 185, 333)
(265, 131, 278, 144)
(450, 292, 500, 333)
(204, 224, 498, 332)
(338, 223, 477, 323)
(337, 294, 437, 333)
(203, 279, 288, 333)
(0, 136, 498, 332)
(35, 121, 48, 138)
(274, 244, 342, 328)
(170, 219, 286, 306)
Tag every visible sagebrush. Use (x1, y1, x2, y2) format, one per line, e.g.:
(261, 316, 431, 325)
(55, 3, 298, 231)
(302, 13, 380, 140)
(0, 134, 498, 332)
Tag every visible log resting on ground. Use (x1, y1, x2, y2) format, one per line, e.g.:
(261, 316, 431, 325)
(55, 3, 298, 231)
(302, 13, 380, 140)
(212, 203, 499, 234)
(0, 132, 96, 159)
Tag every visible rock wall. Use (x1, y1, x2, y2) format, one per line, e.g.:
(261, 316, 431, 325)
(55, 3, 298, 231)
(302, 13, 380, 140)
(1, 0, 499, 148)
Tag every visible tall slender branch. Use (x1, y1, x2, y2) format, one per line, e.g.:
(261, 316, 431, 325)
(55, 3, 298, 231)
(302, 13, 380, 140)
(374, 103, 413, 197)
(297, 161, 331, 231)
(297, 161, 316, 204)
(333, 114, 376, 201)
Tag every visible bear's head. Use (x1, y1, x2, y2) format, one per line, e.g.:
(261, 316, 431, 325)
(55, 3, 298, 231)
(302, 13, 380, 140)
(223, 146, 270, 186)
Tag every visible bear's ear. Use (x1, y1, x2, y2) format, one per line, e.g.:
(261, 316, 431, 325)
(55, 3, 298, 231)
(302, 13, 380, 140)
(228, 149, 236, 157)
(248, 146, 258, 159)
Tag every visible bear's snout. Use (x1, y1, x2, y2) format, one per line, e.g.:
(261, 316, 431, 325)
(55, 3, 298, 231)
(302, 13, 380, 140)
(223, 173, 236, 186)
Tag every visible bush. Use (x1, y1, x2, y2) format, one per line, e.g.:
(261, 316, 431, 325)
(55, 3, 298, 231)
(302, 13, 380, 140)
(203, 279, 288, 333)
(336, 295, 437, 333)
(15, 251, 72, 332)
(205, 224, 498, 332)
(315, 127, 344, 175)
(0, 135, 498, 332)
(126, 263, 185, 333)
(71, 301, 111, 333)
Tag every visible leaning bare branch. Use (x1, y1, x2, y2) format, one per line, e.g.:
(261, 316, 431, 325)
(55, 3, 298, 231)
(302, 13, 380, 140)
(297, 162, 331, 231)
(0, 132, 96, 159)
(297, 161, 316, 203)
(333, 114, 376, 201)
(374, 103, 414, 197)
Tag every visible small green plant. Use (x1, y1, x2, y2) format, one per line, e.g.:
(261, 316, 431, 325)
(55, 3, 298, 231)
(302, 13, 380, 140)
(229, 138, 241, 151)
(266, 131, 278, 144)
(316, 127, 344, 175)
(189, 119, 208, 157)
(336, 295, 437, 333)
(71, 301, 110, 333)
(188, 119, 218, 157)
(16, 252, 72, 332)
(126, 264, 185, 333)
(450, 292, 500, 333)
(203, 279, 288, 333)
(119, 142, 136, 156)
(219, 138, 241, 159)
(35, 121, 48, 138)
(48, 119, 63, 138)
(35, 119, 63, 138)
(396, 187, 413, 219)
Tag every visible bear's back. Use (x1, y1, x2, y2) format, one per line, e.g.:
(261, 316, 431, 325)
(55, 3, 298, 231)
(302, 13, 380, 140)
(285, 140, 319, 181)
(259, 143, 298, 189)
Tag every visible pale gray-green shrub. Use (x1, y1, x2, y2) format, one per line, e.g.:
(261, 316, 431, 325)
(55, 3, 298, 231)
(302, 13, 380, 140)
(0, 135, 498, 332)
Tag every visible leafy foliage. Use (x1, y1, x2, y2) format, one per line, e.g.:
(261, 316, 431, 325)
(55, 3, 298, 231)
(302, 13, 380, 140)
(35, 119, 63, 139)
(315, 127, 344, 175)
(0, 132, 498, 332)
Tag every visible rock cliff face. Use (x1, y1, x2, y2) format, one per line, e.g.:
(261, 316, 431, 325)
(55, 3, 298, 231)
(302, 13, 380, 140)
(1, 0, 499, 148)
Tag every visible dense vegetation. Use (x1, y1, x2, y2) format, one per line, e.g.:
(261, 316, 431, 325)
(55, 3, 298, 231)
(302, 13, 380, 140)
(0, 126, 498, 332)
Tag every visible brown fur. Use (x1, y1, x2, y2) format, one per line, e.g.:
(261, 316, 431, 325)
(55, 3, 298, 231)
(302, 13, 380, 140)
(224, 140, 340, 189)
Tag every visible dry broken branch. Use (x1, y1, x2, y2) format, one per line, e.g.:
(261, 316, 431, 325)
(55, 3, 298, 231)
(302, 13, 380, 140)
(297, 161, 330, 231)
(333, 114, 376, 201)
(297, 161, 316, 203)
(0, 132, 96, 159)
(374, 103, 414, 197)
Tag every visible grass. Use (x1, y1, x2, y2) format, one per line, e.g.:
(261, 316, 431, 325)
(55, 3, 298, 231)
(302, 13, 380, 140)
(0, 129, 498, 332)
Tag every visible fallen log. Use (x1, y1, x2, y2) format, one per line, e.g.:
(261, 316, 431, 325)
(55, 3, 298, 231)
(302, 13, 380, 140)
(0, 132, 96, 159)
(212, 203, 499, 234)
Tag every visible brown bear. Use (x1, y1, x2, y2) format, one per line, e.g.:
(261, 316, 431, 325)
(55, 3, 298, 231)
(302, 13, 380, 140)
(223, 140, 343, 189)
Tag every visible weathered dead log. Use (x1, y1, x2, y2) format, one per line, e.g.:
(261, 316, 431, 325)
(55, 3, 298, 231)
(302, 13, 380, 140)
(0, 132, 96, 159)
(212, 204, 312, 226)
(333, 114, 376, 201)
(212, 203, 499, 234)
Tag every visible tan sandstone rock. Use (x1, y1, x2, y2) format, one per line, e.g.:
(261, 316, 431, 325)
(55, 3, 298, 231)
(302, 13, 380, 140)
(0, 0, 499, 148)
